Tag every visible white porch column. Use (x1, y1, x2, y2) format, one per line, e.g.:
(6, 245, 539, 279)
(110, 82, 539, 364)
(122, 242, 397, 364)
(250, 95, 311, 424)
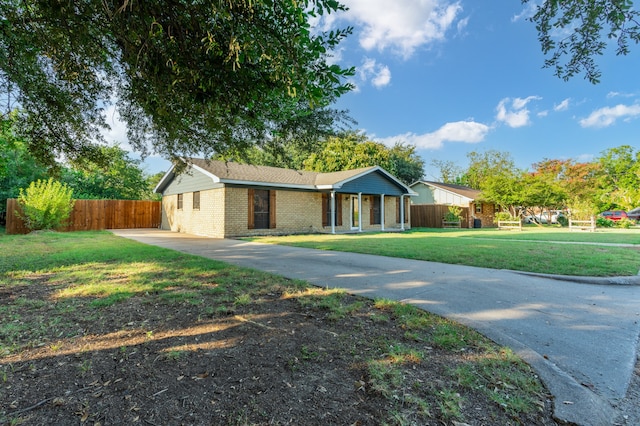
(400, 195, 405, 231)
(330, 191, 336, 234)
(380, 194, 385, 231)
(358, 192, 363, 232)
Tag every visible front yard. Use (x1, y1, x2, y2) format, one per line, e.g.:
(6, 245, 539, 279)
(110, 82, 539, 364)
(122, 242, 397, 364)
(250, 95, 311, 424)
(247, 227, 640, 277)
(0, 231, 558, 425)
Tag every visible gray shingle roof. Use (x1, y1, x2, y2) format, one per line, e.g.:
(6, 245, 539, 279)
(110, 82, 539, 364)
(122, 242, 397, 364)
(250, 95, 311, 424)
(155, 158, 413, 194)
(190, 158, 319, 186)
(313, 166, 378, 186)
(191, 159, 379, 187)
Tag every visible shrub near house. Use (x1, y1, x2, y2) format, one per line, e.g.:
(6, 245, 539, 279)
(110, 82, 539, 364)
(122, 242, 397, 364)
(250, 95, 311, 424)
(17, 178, 74, 231)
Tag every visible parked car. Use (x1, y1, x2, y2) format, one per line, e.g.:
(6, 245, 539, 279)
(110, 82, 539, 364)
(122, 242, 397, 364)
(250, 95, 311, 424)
(599, 210, 628, 221)
(626, 207, 640, 222)
(524, 210, 565, 224)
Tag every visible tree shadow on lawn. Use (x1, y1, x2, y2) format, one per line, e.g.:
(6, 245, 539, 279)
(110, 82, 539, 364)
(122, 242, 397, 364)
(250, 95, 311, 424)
(0, 282, 560, 425)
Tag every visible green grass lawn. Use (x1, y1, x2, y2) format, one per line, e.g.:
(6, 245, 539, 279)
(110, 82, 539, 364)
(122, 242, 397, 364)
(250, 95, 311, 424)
(247, 227, 640, 277)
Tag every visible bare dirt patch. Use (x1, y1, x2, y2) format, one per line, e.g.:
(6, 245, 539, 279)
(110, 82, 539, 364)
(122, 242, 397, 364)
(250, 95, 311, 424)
(1, 286, 560, 425)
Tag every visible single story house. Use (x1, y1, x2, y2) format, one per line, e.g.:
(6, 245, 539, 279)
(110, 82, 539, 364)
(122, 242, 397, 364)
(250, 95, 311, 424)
(154, 158, 416, 238)
(409, 181, 496, 228)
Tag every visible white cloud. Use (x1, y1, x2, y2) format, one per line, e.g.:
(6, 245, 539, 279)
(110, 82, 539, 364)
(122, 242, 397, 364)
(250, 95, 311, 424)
(456, 16, 469, 36)
(338, 0, 464, 59)
(511, 2, 538, 22)
(379, 120, 490, 149)
(607, 91, 636, 98)
(325, 47, 344, 66)
(554, 98, 570, 112)
(579, 104, 640, 128)
(371, 66, 391, 87)
(495, 96, 541, 128)
(358, 58, 392, 88)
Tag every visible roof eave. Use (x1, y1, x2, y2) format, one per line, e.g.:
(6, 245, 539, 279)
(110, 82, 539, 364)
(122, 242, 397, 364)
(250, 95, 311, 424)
(153, 164, 176, 194)
(413, 181, 476, 201)
(220, 179, 317, 191)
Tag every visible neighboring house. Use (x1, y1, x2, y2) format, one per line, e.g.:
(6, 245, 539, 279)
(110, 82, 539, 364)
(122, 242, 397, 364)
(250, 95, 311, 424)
(409, 181, 496, 228)
(154, 159, 416, 238)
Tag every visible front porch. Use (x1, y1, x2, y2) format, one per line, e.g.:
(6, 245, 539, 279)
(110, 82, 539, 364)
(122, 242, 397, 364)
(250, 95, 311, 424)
(321, 191, 411, 234)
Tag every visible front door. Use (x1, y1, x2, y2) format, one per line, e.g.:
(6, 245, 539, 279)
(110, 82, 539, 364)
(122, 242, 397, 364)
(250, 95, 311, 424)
(351, 195, 359, 229)
(253, 189, 270, 229)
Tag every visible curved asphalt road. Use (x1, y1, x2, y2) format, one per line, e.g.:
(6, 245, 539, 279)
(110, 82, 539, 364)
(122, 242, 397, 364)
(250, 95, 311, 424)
(112, 229, 640, 426)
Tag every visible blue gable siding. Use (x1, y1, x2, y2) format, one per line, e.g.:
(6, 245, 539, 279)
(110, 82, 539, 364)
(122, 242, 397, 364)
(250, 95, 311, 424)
(337, 171, 406, 196)
(162, 169, 220, 195)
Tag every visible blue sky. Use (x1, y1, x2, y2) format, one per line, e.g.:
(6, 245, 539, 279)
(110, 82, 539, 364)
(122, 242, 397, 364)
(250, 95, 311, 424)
(127, 1, 640, 179)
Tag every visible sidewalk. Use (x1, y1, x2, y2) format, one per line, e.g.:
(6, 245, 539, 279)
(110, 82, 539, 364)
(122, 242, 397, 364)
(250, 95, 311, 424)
(112, 229, 640, 426)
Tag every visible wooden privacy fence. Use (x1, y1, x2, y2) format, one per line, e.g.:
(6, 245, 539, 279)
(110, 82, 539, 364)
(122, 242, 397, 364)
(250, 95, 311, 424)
(5, 199, 161, 235)
(410, 204, 469, 228)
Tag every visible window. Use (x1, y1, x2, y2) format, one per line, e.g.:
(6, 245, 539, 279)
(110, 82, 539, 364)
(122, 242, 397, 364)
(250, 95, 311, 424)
(177, 193, 183, 210)
(370, 196, 381, 225)
(248, 189, 276, 230)
(475, 203, 482, 214)
(253, 189, 270, 229)
(193, 191, 200, 210)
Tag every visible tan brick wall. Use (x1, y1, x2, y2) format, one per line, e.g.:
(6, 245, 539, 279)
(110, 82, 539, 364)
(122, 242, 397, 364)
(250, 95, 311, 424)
(275, 190, 324, 235)
(162, 187, 412, 237)
(223, 186, 247, 237)
(224, 187, 325, 237)
(469, 202, 496, 227)
(161, 188, 225, 237)
(160, 195, 175, 231)
(385, 195, 411, 230)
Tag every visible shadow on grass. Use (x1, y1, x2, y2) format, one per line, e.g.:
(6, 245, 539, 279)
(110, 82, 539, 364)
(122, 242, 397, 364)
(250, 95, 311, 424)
(0, 231, 555, 425)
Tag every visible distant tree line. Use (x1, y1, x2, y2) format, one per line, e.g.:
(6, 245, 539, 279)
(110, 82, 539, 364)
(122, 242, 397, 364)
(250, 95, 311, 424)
(1, 115, 162, 221)
(1, 114, 425, 224)
(431, 146, 640, 219)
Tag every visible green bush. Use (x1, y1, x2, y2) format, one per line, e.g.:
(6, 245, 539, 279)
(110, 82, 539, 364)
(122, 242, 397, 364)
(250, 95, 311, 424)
(17, 178, 74, 231)
(615, 218, 635, 229)
(567, 199, 597, 221)
(444, 206, 462, 222)
(596, 217, 614, 228)
(494, 212, 514, 222)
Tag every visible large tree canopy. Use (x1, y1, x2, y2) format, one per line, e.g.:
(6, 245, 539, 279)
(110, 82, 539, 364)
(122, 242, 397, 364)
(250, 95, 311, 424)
(0, 115, 48, 217)
(0, 0, 354, 166)
(525, 0, 640, 83)
(459, 150, 517, 190)
(303, 132, 425, 185)
(61, 145, 158, 200)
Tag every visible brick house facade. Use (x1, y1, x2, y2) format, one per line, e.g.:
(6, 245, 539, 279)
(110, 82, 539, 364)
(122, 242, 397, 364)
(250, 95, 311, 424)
(155, 159, 415, 238)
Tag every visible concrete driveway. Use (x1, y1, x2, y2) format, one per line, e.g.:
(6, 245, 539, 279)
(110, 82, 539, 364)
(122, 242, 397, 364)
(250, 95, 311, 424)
(112, 229, 640, 426)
